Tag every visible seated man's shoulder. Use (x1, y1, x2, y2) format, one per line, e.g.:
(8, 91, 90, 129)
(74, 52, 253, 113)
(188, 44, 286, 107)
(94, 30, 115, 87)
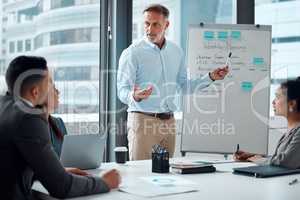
(9, 100, 48, 128)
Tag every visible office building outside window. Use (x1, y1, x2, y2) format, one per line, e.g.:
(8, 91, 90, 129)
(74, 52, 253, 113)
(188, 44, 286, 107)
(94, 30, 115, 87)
(255, 0, 300, 117)
(25, 39, 31, 51)
(0, 0, 101, 135)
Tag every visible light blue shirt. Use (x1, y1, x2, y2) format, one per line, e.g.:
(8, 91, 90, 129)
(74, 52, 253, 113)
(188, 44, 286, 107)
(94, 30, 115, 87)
(117, 38, 213, 113)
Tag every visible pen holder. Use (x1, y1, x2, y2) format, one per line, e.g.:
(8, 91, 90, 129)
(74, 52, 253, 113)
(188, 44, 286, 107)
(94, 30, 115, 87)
(152, 152, 170, 173)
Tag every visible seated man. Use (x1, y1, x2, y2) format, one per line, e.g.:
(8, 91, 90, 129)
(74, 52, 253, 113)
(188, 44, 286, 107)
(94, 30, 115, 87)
(0, 56, 121, 199)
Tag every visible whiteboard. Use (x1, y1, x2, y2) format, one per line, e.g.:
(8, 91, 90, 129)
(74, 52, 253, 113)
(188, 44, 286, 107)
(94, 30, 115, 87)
(181, 24, 271, 155)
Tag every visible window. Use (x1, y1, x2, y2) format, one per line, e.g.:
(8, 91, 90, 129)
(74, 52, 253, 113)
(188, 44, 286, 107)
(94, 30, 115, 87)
(37, 0, 44, 14)
(50, 28, 99, 45)
(54, 66, 92, 81)
(51, 0, 75, 9)
(133, 0, 233, 47)
(9, 41, 15, 53)
(25, 39, 31, 51)
(0, 1, 101, 135)
(51, 0, 98, 10)
(132, 23, 138, 40)
(272, 36, 300, 43)
(17, 40, 23, 52)
(0, 60, 5, 75)
(34, 34, 44, 49)
(255, 0, 300, 117)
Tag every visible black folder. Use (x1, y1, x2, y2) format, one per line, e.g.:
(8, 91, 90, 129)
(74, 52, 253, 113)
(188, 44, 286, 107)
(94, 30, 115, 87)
(171, 164, 216, 174)
(233, 165, 300, 178)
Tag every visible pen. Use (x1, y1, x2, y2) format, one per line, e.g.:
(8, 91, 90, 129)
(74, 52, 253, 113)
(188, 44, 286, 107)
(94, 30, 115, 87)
(225, 52, 232, 67)
(289, 178, 298, 185)
(235, 144, 240, 154)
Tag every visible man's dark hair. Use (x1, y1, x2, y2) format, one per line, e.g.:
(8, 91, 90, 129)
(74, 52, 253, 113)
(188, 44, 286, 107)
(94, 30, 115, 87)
(281, 77, 300, 112)
(143, 4, 169, 18)
(5, 55, 48, 95)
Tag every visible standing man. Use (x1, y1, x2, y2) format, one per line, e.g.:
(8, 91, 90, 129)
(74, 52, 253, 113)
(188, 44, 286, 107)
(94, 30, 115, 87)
(117, 4, 228, 160)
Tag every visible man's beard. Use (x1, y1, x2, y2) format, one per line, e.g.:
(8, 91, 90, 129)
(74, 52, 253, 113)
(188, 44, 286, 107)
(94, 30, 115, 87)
(147, 33, 157, 41)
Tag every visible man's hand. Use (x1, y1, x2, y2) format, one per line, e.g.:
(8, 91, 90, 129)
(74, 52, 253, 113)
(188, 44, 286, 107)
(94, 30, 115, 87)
(102, 169, 121, 190)
(65, 167, 89, 176)
(133, 85, 153, 102)
(209, 66, 229, 81)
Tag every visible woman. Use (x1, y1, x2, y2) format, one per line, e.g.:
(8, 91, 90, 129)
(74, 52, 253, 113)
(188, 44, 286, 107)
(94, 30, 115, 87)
(234, 77, 300, 169)
(45, 85, 88, 176)
(46, 86, 67, 157)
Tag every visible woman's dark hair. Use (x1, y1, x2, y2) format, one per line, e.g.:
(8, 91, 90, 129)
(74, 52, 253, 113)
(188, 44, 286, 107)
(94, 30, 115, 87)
(281, 77, 300, 112)
(48, 116, 63, 140)
(5, 55, 48, 95)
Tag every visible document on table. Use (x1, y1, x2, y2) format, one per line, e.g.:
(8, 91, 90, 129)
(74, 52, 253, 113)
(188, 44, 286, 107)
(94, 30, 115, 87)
(192, 158, 235, 164)
(119, 176, 199, 197)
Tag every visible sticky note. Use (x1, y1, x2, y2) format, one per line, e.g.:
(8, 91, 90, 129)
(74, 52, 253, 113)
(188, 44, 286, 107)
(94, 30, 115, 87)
(241, 82, 253, 92)
(217, 31, 228, 40)
(231, 31, 241, 40)
(253, 57, 264, 65)
(204, 31, 214, 40)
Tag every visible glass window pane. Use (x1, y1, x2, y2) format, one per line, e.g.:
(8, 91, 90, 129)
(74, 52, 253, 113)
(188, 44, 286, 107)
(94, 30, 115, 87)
(255, 0, 300, 116)
(25, 39, 31, 51)
(9, 41, 15, 54)
(51, 0, 98, 10)
(0, 1, 101, 135)
(17, 40, 23, 52)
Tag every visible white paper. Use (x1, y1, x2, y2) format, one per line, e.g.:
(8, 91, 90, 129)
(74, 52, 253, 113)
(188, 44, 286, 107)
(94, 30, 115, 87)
(119, 176, 199, 197)
(192, 159, 235, 164)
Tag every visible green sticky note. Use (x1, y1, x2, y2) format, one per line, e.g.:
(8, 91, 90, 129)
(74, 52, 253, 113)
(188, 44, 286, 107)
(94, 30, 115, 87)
(253, 57, 264, 65)
(231, 31, 241, 40)
(204, 31, 214, 40)
(241, 82, 253, 92)
(217, 31, 228, 40)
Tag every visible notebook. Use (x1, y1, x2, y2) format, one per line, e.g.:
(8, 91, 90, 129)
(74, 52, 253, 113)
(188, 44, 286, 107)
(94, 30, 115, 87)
(233, 165, 300, 178)
(171, 165, 216, 174)
(170, 162, 216, 174)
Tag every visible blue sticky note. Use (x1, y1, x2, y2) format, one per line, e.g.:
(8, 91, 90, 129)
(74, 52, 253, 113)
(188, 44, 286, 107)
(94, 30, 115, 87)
(253, 57, 264, 65)
(204, 31, 214, 40)
(231, 31, 241, 40)
(217, 31, 228, 40)
(241, 82, 253, 92)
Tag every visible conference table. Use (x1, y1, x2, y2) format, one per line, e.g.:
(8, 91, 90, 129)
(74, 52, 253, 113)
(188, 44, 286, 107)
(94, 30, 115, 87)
(33, 154, 300, 200)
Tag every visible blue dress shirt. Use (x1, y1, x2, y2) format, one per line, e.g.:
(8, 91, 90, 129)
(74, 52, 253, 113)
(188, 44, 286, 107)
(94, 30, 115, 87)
(117, 38, 213, 113)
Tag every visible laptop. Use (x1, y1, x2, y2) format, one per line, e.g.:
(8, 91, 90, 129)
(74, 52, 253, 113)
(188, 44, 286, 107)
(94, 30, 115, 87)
(60, 134, 106, 170)
(233, 165, 300, 178)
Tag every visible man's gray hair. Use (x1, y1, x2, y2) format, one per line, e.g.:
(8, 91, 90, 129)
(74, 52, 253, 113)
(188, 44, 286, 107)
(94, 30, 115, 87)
(143, 4, 169, 18)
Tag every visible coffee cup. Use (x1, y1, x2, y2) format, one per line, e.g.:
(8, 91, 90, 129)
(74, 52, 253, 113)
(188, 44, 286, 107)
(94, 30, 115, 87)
(114, 146, 128, 164)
